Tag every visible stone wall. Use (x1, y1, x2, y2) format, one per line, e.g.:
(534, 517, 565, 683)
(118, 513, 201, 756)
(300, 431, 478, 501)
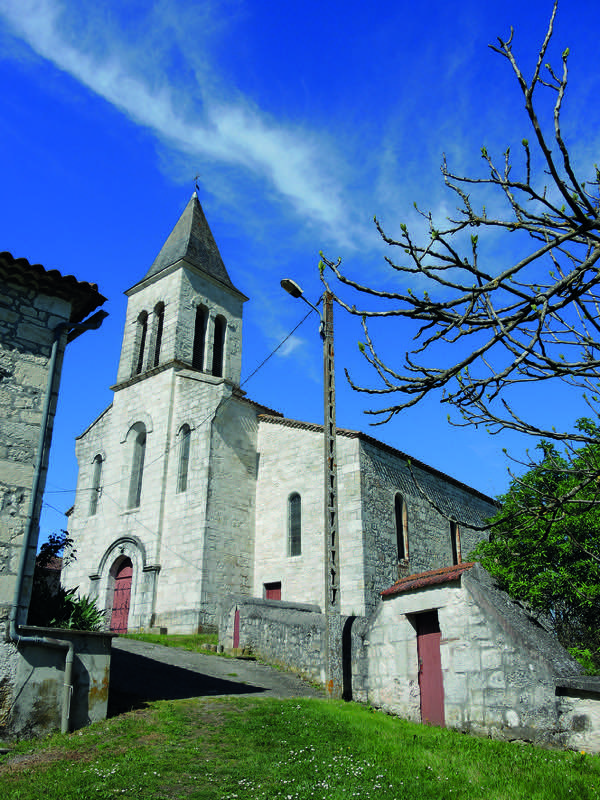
(218, 595, 326, 684)
(556, 677, 600, 753)
(0, 281, 72, 625)
(254, 421, 365, 615)
(116, 263, 244, 387)
(359, 441, 495, 614)
(0, 281, 73, 735)
(0, 265, 110, 740)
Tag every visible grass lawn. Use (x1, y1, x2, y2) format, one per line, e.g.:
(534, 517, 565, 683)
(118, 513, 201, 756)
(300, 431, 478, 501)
(122, 632, 219, 652)
(1, 696, 598, 800)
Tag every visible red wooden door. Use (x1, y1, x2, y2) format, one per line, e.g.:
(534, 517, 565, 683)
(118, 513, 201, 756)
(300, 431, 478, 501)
(265, 582, 281, 600)
(110, 560, 132, 633)
(416, 610, 445, 727)
(233, 608, 240, 649)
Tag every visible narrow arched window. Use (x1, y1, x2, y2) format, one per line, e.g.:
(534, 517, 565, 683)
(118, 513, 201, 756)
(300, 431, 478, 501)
(89, 454, 103, 516)
(134, 311, 148, 375)
(394, 493, 409, 561)
(192, 306, 206, 370)
(212, 315, 226, 377)
(152, 302, 164, 368)
(288, 492, 301, 557)
(177, 424, 191, 493)
(127, 423, 146, 508)
(450, 521, 461, 565)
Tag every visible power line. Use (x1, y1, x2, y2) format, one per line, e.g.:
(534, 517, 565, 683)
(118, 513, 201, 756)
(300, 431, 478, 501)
(44, 305, 316, 499)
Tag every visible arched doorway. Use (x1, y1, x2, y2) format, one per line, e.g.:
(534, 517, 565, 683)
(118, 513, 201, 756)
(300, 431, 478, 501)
(110, 558, 133, 633)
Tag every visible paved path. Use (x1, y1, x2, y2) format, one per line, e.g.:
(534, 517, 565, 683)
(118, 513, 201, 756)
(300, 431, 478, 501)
(108, 637, 323, 716)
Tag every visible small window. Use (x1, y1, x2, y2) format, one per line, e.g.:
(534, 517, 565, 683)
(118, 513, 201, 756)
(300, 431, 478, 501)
(177, 424, 191, 493)
(450, 521, 461, 566)
(152, 303, 165, 368)
(134, 311, 148, 376)
(212, 315, 226, 377)
(394, 493, 409, 561)
(89, 454, 103, 516)
(192, 306, 206, 370)
(127, 423, 146, 508)
(288, 492, 301, 556)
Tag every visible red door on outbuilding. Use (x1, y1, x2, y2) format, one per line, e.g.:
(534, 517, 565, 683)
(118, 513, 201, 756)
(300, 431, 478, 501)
(110, 559, 133, 633)
(233, 608, 240, 649)
(416, 610, 445, 727)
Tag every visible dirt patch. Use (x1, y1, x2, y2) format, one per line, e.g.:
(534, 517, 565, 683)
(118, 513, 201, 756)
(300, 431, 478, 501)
(0, 747, 95, 774)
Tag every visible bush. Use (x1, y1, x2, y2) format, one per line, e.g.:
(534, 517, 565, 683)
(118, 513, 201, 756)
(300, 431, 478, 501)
(28, 581, 106, 632)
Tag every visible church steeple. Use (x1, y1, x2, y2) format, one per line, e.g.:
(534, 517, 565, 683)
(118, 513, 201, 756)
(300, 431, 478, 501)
(142, 192, 243, 296)
(115, 194, 247, 388)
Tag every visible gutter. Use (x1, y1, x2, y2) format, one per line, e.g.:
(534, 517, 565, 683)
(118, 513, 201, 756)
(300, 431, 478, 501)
(9, 310, 108, 734)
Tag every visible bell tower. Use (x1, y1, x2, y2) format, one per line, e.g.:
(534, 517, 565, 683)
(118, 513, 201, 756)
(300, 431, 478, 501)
(114, 192, 248, 390)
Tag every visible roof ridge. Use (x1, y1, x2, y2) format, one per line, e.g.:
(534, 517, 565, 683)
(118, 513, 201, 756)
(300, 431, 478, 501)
(258, 414, 496, 504)
(381, 562, 476, 598)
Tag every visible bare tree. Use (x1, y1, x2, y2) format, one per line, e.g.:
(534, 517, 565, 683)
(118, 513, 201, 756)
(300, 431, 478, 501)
(321, 1, 600, 530)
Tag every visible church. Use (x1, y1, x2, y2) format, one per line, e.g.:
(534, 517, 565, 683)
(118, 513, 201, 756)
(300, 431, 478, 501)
(63, 194, 497, 634)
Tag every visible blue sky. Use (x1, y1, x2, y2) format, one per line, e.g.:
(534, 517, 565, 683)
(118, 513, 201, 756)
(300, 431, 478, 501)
(0, 0, 598, 541)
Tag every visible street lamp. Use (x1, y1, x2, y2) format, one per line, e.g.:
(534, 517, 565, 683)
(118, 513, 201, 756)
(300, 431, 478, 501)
(281, 278, 342, 698)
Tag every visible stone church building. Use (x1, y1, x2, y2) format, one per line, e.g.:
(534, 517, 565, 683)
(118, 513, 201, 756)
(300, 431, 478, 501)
(63, 194, 497, 634)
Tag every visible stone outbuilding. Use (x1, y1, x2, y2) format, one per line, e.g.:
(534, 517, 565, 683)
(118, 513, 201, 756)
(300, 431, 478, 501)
(0, 251, 110, 739)
(63, 194, 498, 634)
(354, 562, 600, 752)
(219, 563, 600, 752)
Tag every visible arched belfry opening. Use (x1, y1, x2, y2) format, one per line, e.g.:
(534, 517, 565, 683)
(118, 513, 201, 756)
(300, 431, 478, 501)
(133, 311, 148, 376)
(115, 192, 248, 389)
(193, 306, 206, 370)
(212, 315, 227, 377)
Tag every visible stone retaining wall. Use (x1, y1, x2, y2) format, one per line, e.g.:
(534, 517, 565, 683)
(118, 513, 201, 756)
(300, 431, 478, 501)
(217, 595, 325, 684)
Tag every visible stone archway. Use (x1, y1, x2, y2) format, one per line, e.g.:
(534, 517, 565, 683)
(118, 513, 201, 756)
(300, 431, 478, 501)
(110, 557, 133, 633)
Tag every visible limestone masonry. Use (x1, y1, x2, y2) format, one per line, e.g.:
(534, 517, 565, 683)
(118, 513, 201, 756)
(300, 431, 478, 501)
(63, 193, 498, 634)
(0, 252, 106, 737)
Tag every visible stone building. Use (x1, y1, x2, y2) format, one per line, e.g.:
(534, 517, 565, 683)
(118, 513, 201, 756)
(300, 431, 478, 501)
(219, 564, 600, 752)
(63, 194, 498, 634)
(0, 251, 110, 738)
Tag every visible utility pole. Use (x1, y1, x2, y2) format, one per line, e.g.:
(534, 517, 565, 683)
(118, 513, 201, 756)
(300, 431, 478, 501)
(322, 291, 342, 698)
(280, 280, 343, 698)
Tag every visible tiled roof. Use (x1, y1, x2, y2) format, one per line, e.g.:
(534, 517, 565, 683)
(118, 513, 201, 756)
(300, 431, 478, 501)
(257, 414, 496, 504)
(35, 555, 63, 571)
(235, 392, 283, 418)
(381, 562, 477, 598)
(0, 251, 106, 323)
(139, 193, 247, 299)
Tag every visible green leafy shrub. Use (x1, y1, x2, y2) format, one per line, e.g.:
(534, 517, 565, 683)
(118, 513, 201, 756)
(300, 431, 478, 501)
(471, 427, 600, 672)
(567, 647, 600, 676)
(29, 584, 106, 632)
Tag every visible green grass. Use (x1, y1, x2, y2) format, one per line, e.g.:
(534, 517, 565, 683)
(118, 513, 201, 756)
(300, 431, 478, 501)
(1, 697, 598, 799)
(122, 631, 219, 652)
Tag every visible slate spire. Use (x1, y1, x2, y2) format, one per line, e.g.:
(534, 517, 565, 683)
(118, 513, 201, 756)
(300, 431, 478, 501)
(143, 193, 241, 294)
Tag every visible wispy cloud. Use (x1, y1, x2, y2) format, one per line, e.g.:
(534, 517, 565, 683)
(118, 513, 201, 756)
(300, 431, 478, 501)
(0, 0, 352, 242)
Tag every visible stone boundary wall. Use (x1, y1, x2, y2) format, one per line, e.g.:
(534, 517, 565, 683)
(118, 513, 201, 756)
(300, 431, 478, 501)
(218, 595, 327, 684)
(556, 677, 600, 753)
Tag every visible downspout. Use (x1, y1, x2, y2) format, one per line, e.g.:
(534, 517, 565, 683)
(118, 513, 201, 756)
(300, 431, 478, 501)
(9, 310, 107, 734)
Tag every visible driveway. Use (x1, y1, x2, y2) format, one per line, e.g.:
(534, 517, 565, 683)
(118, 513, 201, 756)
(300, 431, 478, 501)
(108, 637, 324, 716)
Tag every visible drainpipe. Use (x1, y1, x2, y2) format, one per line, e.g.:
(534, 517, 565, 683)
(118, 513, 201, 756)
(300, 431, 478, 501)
(9, 310, 108, 734)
